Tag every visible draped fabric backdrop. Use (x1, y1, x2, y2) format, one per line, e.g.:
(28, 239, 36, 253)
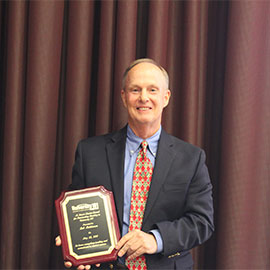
(0, 1, 269, 269)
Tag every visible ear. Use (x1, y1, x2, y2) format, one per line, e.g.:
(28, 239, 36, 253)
(163, 89, 171, 108)
(121, 89, 127, 108)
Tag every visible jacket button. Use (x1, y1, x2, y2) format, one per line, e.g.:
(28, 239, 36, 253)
(168, 252, 181, 258)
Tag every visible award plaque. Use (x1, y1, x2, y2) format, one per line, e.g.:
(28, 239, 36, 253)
(55, 186, 120, 266)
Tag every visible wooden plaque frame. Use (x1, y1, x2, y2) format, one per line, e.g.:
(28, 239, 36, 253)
(55, 186, 120, 266)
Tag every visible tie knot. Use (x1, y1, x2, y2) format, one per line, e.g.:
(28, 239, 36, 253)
(141, 141, 148, 158)
(141, 141, 148, 150)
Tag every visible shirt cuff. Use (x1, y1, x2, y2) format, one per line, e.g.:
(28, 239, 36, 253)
(150, 229, 164, 253)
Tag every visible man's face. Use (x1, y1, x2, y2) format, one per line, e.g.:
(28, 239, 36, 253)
(121, 62, 171, 132)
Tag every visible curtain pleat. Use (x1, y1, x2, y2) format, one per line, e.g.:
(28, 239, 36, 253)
(147, 0, 170, 66)
(61, 0, 94, 191)
(217, 2, 270, 269)
(164, 1, 184, 135)
(19, 1, 64, 268)
(112, 1, 137, 131)
(95, 1, 115, 135)
(0, 1, 27, 268)
(177, 1, 208, 146)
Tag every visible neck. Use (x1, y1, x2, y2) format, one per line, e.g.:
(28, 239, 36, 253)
(128, 123, 161, 139)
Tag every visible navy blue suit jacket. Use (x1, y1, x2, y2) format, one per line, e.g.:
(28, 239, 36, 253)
(70, 126, 214, 269)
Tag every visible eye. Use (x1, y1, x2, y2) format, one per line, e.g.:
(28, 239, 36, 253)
(150, 88, 157, 93)
(131, 88, 139, 93)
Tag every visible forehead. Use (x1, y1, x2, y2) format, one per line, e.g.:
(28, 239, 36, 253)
(126, 62, 167, 87)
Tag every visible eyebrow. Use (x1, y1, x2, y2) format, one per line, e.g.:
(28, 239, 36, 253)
(127, 84, 160, 89)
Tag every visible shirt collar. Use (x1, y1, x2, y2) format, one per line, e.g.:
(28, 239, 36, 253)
(126, 125, 161, 157)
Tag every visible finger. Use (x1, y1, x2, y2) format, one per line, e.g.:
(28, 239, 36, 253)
(116, 229, 142, 251)
(64, 261, 72, 268)
(127, 246, 145, 260)
(55, 235, 62, 246)
(124, 231, 156, 258)
(126, 231, 157, 256)
(115, 233, 131, 250)
(118, 238, 135, 257)
(118, 234, 140, 257)
(117, 246, 127, 257)
(125, 240, 142, 258)
(95, 264, 101, 267)
(77, 265, 85, 270)
(85, 265, 91, 270)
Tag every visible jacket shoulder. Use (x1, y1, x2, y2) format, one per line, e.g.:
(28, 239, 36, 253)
(77, 127, 126, 148)
(162, 131, 204, 156)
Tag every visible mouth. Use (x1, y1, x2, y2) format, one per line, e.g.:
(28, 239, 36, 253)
(137, 107, 152, 111)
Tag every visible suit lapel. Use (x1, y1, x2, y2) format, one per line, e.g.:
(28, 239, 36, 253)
(143, 129, 176, 226)
(106, 127, 127, 229)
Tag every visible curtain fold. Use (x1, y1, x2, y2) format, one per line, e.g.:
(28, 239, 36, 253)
(11, 2, 64, 268)
(147, 0, 170, 66)
(217, 2, 270, 269)
(61, 0, 94, 190)
(178, 1, 209, 146)
(0, 1, 27, 268)
(164, 1, 184, 136)
(95, 1, 115, 135)
(20, 2, 64, 268)
(0, 1, 269, 269)
(112, 1, 138, 131)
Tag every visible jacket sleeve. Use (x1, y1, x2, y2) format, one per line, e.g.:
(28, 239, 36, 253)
(155, 150, 214, 256)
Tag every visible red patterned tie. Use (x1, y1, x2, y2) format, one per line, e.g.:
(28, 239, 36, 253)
(126, 141, 153, 270)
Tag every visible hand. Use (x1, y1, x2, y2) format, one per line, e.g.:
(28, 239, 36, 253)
(115, 230, 157, 260)
(55, 236, 100, 269)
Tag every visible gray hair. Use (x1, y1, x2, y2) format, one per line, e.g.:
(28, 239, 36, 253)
(122, 58, 169, 89)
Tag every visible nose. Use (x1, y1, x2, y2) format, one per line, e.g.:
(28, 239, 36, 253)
(140, 89, 149, 103)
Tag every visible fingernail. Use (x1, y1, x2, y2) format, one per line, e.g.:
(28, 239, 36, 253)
(118, 251, 123, 257)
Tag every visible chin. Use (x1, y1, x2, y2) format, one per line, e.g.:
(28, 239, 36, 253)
(136, 117, 153, 124)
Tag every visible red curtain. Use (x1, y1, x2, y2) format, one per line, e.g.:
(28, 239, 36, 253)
(0, 1, 269, 269)
(216, 2, 270, 269)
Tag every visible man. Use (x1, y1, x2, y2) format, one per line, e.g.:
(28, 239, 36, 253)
(56, 58, 214, 269)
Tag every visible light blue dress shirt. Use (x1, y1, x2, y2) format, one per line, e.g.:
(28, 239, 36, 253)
(122, 125, 164, 253)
